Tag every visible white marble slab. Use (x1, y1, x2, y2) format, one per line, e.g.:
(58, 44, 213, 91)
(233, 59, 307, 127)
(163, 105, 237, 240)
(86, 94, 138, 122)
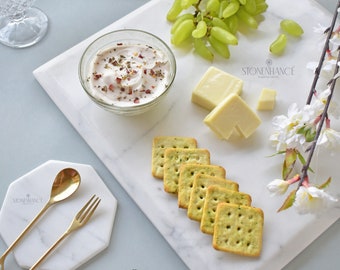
(0, 160, 117, 269)
(32, 0, 340, 269)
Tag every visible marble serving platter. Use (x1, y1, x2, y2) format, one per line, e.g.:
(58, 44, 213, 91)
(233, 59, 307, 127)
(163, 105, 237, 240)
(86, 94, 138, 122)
(33, 0, 340, 269)
(0, 160, 118, 270)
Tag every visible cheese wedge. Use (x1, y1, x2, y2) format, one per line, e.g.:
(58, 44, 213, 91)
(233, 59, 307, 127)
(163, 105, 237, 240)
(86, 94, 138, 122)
(204, 93, 261, 139)
(192, 66, 243, 111)
(257, 88, 277, 111)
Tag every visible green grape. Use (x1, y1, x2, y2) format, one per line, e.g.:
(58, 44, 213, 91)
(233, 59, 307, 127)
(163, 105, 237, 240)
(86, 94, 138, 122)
(210, 26, 238, 45)
(280, 19, 304, 37)
(208, 35, 230, 58)
(244, 0, 257, 15)
(222, 0, 240, 18)
(192, 20, 208, 38)
(171, 13, 194, 34)
(224, 14, 239, 34)
(269, 34, 287, 55)
(181, 0, 199, 9)
(194, 38, 214, 61)
(167, 0, 183, 22)
(171, 18, 195, 46)
(237, 7, 258, 29)
(238, 0, 247, 5)
(253, 2, 268, 15)
(206, 0, 220, 15)
(219, 0, 229, 18)
(211, 17, 231, 32)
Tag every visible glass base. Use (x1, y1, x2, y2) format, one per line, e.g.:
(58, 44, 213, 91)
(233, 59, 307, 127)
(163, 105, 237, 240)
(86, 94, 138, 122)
(0, 7, 48, 48)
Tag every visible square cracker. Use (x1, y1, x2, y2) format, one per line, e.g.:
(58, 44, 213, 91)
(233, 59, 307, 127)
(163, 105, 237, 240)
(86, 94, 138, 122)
(151, 136, 197, 179)
(187, 174, 239, 221)
(163, 148, 210, 194)
(213, 203, 264, 257)
(200, 186, 252, 235)
(178, 164, 226, 209)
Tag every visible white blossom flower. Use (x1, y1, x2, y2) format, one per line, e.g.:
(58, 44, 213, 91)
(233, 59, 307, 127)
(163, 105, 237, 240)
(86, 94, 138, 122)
(313, 23, 328, 34)
(310, 88, 331, 115)
(314, 87, 331, 103)
(329, 32, 340, 52)
(267, 179, 289, 196)
(312, 23, 340, 52)
(301, 103, 320, 122)
(306, 58, 337, 74)
(306, 61, 318, 72)
(317, 128, 340, 149)
(293, 186, 338, 214)
(307, 23, 338, 74)
(309, 87, 340, 119)
(270, 103, 313, 151)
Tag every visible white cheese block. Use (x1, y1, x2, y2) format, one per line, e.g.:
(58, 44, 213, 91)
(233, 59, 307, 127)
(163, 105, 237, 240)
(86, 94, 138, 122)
(204, 93, 261, 139)
(257, 88, 277, 110)
(191, 66, 243, 111)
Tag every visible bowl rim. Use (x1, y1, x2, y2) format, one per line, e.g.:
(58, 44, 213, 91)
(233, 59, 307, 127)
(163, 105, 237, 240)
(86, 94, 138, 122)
(78, 28, 177, 111)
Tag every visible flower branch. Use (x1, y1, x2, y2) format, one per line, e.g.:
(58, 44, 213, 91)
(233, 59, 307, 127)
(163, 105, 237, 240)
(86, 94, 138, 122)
(267, 0, 340, 214)
(298, 46, 340, 190)
(306, 0, 340, 105)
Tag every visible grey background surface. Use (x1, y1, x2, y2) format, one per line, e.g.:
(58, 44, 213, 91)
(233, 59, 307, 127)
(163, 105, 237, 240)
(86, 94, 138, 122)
(0, 0, 339, 269)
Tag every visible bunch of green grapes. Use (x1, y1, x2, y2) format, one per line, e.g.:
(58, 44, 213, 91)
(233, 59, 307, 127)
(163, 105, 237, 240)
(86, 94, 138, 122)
(167, 0, 268, 61)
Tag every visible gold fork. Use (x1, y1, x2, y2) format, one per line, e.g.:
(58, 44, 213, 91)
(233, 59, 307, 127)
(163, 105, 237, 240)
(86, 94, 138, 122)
(30, 195, 101, 270)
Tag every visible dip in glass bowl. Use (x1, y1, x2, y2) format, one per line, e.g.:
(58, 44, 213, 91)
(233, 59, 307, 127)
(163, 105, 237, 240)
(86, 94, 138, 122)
(79, 29, 176, 116)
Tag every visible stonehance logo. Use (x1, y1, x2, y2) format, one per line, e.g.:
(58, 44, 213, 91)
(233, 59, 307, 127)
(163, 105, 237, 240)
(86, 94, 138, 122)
(12, 194, 43, 205)
(241, 59, 295, 79)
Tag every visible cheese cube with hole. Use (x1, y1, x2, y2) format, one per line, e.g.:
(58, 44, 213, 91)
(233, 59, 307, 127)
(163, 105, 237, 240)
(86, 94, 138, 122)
(191, 66, 243, 111)
(257, 88, 277, 110)
(204, 94, 261, 139)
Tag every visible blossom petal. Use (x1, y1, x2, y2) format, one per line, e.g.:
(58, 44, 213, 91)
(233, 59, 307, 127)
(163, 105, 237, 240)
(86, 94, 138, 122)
(267, 179, 289, 196)
(293, 186, 338, 214)
(317, 128, 340, 149)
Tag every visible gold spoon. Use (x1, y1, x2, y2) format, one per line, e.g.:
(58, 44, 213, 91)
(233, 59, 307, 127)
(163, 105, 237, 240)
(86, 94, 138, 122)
(0, 168, 81, 270)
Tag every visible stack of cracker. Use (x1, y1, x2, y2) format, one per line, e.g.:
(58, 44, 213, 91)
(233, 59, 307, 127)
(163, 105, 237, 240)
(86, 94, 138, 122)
(151, 136, 264, 257)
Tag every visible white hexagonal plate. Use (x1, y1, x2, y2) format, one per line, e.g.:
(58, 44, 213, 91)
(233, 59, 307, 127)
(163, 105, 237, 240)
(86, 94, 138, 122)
(0, 160, 117, 270)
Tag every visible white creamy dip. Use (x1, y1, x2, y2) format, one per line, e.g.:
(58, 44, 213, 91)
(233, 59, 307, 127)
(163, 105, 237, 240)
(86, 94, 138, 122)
(88, 43, 171, 107)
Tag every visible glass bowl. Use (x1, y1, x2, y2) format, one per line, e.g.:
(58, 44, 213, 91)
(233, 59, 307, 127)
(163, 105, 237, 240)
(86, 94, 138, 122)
(79, 29, 176, 116)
